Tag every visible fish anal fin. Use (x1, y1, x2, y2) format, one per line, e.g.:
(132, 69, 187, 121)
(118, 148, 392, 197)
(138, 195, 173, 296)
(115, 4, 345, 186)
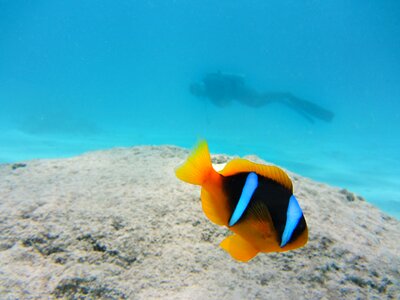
(221, 158, 293, 192)
(220, 234, 259, 262)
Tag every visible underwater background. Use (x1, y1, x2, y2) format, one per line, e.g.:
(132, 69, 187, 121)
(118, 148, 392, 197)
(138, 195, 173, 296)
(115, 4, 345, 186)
(0, 1, 399, 219)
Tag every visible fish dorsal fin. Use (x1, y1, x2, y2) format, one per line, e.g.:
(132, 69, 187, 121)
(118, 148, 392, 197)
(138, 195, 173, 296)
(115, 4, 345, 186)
(220, 158, 293, 192)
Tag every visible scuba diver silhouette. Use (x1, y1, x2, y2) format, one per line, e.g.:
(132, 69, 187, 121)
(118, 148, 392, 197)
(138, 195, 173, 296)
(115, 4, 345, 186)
(190, 71, 334, 123)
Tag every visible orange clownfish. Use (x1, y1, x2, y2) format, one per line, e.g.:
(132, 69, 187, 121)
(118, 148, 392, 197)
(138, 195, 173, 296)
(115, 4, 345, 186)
(175, 140, 308, 262)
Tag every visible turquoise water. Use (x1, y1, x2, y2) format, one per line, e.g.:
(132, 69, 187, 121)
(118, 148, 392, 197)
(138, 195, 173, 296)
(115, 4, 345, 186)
(1, 1, 399, 219)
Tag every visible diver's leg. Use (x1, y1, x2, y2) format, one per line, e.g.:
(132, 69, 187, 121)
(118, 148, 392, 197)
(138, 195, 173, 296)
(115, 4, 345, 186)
(238, 92, 286, 110)
(285, 95, 334, 122)
(238, 90, 334, 123)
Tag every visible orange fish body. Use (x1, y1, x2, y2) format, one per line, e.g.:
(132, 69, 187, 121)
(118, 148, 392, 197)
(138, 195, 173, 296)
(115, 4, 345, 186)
(175, 140, 308, 262)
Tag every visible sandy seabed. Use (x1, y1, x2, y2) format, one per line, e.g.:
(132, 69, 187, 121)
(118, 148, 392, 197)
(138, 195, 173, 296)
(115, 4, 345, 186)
(0, 145, 399, 299)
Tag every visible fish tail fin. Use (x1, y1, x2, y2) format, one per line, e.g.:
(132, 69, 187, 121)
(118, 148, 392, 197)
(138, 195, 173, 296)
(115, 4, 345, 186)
(175, 140, 215, 186)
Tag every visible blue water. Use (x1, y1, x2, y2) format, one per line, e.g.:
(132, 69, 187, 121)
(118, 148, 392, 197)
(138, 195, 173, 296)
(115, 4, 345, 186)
(1, 1, 399, 219)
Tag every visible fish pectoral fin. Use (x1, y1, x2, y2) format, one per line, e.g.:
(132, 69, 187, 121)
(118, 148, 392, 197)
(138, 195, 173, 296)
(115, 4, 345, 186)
(220, 234, 259, 262)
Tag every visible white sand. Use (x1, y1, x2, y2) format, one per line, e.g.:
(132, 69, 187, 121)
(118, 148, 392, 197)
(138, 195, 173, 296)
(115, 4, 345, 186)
(0, 145, 399, 299)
